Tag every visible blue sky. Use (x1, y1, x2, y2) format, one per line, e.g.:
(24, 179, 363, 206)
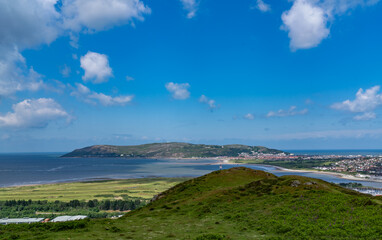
(1, 0, 382, 152)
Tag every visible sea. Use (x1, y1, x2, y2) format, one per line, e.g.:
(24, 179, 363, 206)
(0, 152, 381, 189)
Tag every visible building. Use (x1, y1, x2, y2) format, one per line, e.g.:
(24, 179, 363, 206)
(51, 215, 88, 222)
(0, 218, 44, 225)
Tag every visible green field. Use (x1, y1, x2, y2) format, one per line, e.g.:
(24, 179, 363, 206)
(0, 178, 188, 202)
(232, 158, 339, 170)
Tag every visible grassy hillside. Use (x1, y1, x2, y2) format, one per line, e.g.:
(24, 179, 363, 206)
(62, 142, 285, 158)
(1, 167, 381, 239)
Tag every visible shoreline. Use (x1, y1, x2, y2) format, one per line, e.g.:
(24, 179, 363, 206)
(219, 160, 382, 183)
(0, 176, 190, 189)
(1, 158, 381, 189)
(274, 166, 382, 183)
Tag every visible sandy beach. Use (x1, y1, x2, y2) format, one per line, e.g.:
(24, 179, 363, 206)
(217, 159, 382, 184)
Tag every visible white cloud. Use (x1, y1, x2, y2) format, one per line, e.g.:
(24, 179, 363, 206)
(0, 0, 59, 97)
(281, 0, 330, 50)
(0, 98, 70, 129)
(244, 113, 255, 120)
(71, 83, 134, 106)
(0, 0, 151, 98)
(331, 85, 382, 120)
(331, 86, 382, 112)
(60, 64, 71, 77)
(0, 47, 45, 97)
(199, 95, 217, 110)
(180, 0, 199, 19)
(69, 32, 80, 48)
(88, 92, 134, 106)
(256, 0, 271, 12)
(126, 75, 135, 81)
(0, 0, 60, 50)
(62, 0, 151, 32)
(281, 0, 380, 50)
(267, 106, 308, 117)
(80, 51, 113, 83)
(165, 82, 190, 100)
(73, 83, 91, 95)
(353, 112, 376, 121)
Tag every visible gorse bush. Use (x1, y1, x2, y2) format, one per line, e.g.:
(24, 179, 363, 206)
(195, 233, 227, 240)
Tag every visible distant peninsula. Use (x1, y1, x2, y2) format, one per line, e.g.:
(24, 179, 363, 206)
(62, 142, 286, 158)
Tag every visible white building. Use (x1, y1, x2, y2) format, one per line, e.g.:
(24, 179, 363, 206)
(0, 218, 44, 225)
(51, 215, 88, 222)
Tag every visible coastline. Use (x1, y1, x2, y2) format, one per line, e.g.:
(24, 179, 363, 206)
(219, 159, 382, 183)
(0, 176, 189, 189)
(1, 156, 381, 189)
(274, 166, 382, 183)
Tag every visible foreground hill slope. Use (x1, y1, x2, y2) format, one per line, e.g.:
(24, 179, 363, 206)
(1, 167, 381, 239)
(61, 142, 285, 158)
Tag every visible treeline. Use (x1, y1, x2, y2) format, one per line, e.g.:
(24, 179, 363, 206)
(0, 199, 146, 218)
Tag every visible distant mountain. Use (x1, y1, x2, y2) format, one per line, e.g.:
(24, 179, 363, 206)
(62, 142, 286, 158)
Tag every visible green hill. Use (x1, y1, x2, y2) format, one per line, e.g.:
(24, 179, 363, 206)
(1, 167, 381, 239)
(62, 142, 285, 158)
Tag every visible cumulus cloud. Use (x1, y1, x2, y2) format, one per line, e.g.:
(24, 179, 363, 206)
(281, 0, 330, 50)
(244, 113, 255, 120)
(0, 0, 60, 97)
(165, 82, 190, 100)
(180, 0, 199, 18)
(267, 106, 308, 117)
(71, 83, 134, 106)
(80, 51, 113, 83)
(62, 0, 151, 32)
(0, 1, 60, 50)
(255, 0, 271, 12)
(199, 95, 217, 110)
(0, 47, 45, 97)
(281, 0, 380, 50)
(331, 85, 382, 120)
(0, 98, 70, 129)
(0, 0, 151, 98)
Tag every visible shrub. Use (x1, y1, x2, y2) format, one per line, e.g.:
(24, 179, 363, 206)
(195, 233, 226, 240)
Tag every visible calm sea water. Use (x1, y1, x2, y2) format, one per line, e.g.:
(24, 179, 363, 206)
(0, 153, 381, 188)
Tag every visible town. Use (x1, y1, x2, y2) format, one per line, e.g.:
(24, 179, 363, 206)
(234, 152, 382, 177)
(314, 157, 382, 176)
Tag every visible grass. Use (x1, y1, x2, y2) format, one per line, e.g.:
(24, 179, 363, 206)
(232, 158, 343, 170)
(0, 178, 188, 202)
(0, 167, 381, 239)
(232, 159, 265, 164)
